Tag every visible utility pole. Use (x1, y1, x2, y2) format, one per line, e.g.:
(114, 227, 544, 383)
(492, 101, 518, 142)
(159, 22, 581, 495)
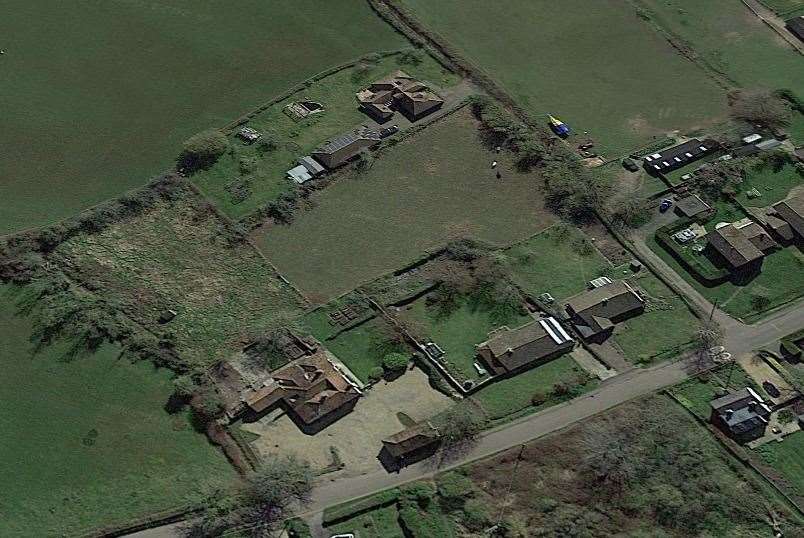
(709, 299, 718, 322)
(495, 444, 526, 531)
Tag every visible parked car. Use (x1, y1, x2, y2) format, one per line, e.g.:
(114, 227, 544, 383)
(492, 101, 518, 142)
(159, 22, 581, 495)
(763, 380, 781, 398)
(659, 199, 673, 212)
(379, 125, 399, 138)
(622, 158, 639, 172)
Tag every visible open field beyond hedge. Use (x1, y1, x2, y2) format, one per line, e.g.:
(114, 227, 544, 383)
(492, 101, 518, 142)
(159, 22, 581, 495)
(0, 0, 404, 234)
(51, 189, 306, 370)
(401, 0, 726, 156)
(0, 286, 236, 537)
(638, 0, 804, 94)
(254, 109, 555, 302)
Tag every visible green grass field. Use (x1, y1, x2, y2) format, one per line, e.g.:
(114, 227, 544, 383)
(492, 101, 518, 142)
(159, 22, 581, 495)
(612, 272, 700, 364)
(327, 503, 405, 538)
(311, 315, 402, 383)
(470, 356, 595, 420)
(760, 0, 804, 15)
(254, 109, 555, 302)
(0, 285, 236, 536)
(0, 0, 405, 235)
(401, 0, 727, 156)
(398, 295, 532, 382)
(503, 224, 611, 303)
(757, 431, 804, 498)
(639, 0, 804, 94)
(51, 190, 306, 370)
(734, 159, 803, 208)
(191, 53, 458, 219)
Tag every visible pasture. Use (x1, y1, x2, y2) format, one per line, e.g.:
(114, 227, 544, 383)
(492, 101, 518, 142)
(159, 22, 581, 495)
(191, 53, 458, 219)
(400, 0, 727, 156)
(254, 109, 555, 302)
(51, 188, 306, 370)
(638, 0, 804, 95)
(0, 285, 236, 537)
(0, 0, 405, 234)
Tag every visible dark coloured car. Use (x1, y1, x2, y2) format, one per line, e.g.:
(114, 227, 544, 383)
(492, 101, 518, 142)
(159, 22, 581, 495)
(763, 380, 781, 398)
(379, 125, 399, 138)
(622, 158, 639, 172)
(659, 199, 673, 212)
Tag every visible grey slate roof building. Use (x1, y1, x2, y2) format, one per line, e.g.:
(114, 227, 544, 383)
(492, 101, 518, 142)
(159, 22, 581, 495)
(710, 387, 771, 443)
(311, 126, 381, 169)
(786, 16, 804, 41)
(564, 280, 644, 341)
(476, 317, 574, 376)
(642, 138, 719, 175)
(382, 421, 441, 462)
(706, 220, 776, 271)
(772, 191, 804, 241)
(355, 70, 443, 122)
(674, 194, 711, 219)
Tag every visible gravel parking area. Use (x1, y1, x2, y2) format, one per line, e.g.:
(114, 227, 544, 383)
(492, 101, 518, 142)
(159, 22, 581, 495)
(242, 367, 453, 477)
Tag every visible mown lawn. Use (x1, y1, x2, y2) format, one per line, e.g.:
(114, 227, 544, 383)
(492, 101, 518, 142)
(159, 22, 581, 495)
(327, 504, 405, 538)
(647, 234, 804, 321)
(669, 363, 761, 419)
(313, 315, 403, 384)
(254, 108, 555, 302)
(760, 0, 804, 16)
(612, 272, 700, 364)
(470, 356, 596, 421)
(0, 285, 237, 537)
(398, 295, 532, 382)
(503, 224, 611, 303)
(638, 0, 804, 95)
(51, 190, 306, 370)
(0, 0, 406, 235)
(757, 431, 804, 498)
(734, 159, 803, 208)
(401, 0, 727, 156)
(191, 53, 458, 219)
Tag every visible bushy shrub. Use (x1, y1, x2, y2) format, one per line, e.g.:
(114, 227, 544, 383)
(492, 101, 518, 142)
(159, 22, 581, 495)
(398, 49, 423, 65)
(180, 129, 229, 172)
(368, 366, 384, 383)
(382, 352, 409, 375)
(400, 480, 437, 508)
(461, 498, 491, 531)
(436, 471, 475, 511)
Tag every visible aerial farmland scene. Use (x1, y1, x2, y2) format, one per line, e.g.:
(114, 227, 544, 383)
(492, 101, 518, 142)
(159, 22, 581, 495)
(2, 1, 804, 537)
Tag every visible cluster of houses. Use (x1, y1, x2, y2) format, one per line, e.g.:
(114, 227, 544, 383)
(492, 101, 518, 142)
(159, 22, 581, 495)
(701, 190, 803, 274)
(219, 335, 364, 435)
(381, 279, 648, 465)
(281, 70, 443, 185)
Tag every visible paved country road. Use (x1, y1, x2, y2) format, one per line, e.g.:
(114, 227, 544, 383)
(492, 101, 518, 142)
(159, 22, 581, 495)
(126, 294, 802, 538)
